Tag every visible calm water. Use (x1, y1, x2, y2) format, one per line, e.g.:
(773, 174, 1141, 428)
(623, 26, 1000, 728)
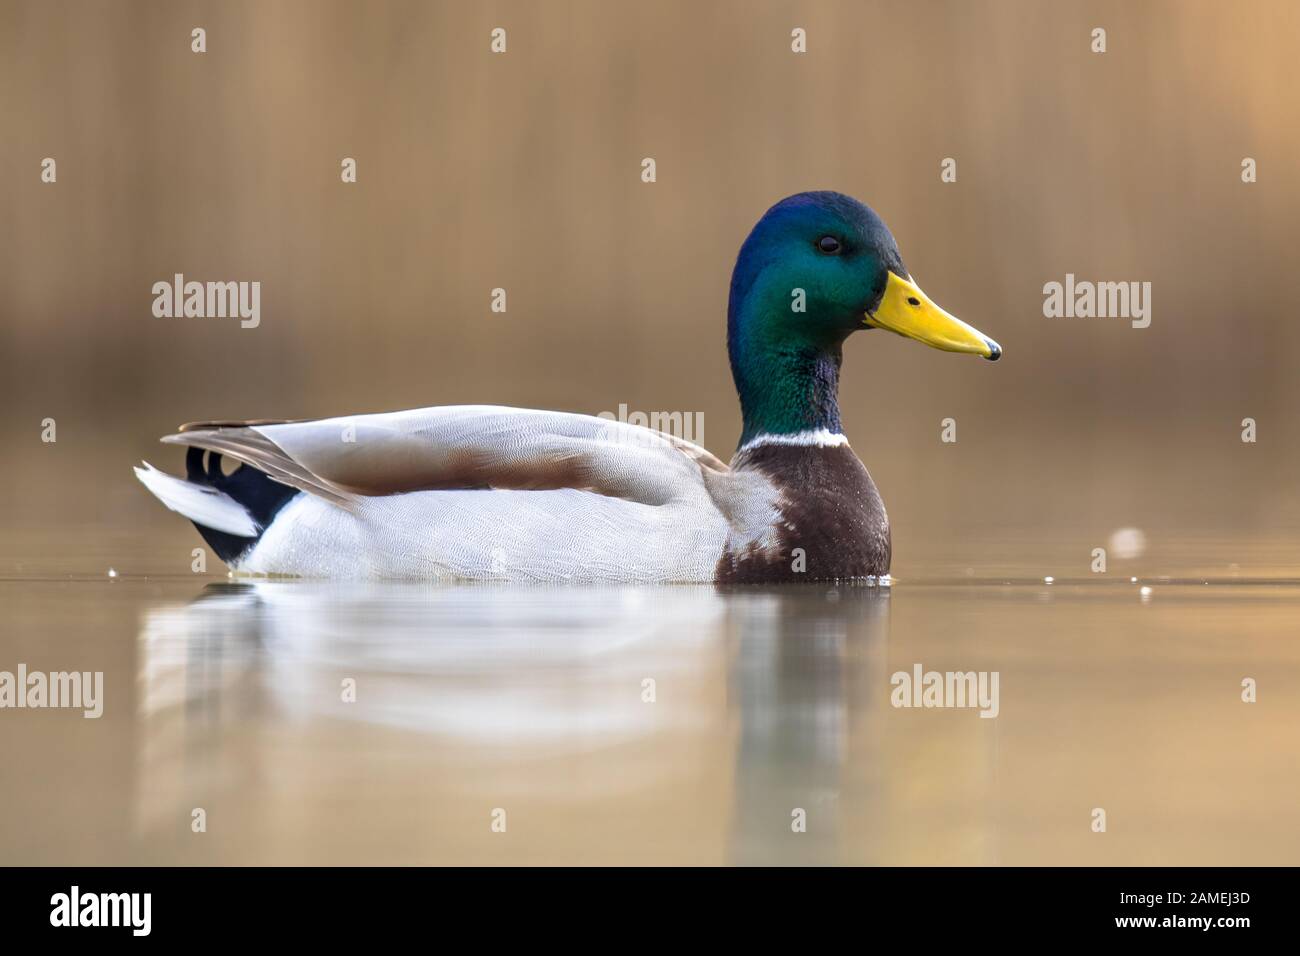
(2, 529, 1299, 866)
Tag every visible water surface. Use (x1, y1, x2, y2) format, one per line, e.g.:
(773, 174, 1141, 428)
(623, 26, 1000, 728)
(2, 531, 1298, 866)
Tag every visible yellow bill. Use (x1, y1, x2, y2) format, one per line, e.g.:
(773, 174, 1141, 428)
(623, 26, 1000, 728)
(865, 271, 1001, 361)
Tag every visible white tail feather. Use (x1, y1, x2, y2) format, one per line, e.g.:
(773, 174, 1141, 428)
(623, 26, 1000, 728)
(134, 462, 259, 537)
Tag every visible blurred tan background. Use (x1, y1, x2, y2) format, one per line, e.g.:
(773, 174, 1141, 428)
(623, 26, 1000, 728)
(4, 2, 1300, 869)
(3, 0, 1300, 576)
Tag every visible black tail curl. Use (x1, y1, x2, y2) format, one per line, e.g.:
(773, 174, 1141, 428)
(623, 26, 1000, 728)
(184, 447, 300, 565)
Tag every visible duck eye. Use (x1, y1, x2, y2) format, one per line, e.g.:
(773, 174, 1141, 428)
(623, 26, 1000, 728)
(907, 296, 920, 306)
(816, 235, 842, 255)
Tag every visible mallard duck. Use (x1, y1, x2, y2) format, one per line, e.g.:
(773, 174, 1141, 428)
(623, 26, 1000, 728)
(137, 191, 1000, 582)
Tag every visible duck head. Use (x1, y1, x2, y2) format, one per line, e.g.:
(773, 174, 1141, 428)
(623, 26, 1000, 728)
(727, 191, 1001, 446)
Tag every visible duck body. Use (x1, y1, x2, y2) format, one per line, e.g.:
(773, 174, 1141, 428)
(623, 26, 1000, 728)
(136, 192, 997, 582)
(138, 407, 886, 582)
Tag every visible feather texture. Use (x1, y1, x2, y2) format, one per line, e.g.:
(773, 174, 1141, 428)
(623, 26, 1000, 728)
(134, 462, 259, 537)
(144, 406, 783, 582)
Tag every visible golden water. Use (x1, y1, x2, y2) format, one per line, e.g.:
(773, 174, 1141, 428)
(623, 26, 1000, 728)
(3, 528, 1297, 866)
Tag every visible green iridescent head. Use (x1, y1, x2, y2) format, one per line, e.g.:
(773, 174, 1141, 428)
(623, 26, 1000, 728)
(727, 191, 1000, 445)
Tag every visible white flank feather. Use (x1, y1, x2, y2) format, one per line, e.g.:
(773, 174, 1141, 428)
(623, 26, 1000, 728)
(134, 462, 259, 537)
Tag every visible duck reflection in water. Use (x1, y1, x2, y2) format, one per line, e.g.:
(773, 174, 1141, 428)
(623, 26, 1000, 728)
(135, 581, 890, 864)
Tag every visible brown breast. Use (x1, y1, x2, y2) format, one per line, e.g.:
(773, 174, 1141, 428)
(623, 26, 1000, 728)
(715, 442, 890, 583)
